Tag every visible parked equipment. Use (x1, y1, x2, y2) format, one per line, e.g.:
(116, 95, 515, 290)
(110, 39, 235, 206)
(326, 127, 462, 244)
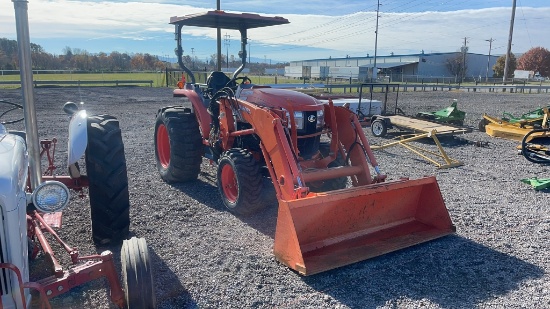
(520, 127, 550, 190)
(0, 2, 155, 307)
(369, 92, 471, 138)
(416, 99, 466, 126)
(371, 130, 463, 169)
(479, 107, 550, 142)
(521, 128, 550, 164)
(154, 11, 455, 275)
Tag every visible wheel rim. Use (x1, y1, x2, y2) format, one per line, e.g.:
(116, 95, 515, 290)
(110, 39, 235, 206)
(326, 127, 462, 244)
(372, 122, 383, 135)
(220, 164, 238, 203)
(156, 124, 170, 168)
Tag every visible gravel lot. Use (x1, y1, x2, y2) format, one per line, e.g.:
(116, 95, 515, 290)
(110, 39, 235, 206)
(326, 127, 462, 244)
(1, 86, 549, 309)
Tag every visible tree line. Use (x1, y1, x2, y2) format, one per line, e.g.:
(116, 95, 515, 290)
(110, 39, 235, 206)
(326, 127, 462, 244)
(0, 38, 168, 71)
(445, 46, 550, 80)
(0, 38, 287, 74)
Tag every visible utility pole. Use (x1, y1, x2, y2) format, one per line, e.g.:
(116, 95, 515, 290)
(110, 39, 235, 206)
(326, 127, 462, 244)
(503, 0, 516, 84)
(372, 0, 381, 80)
(191, 47, 195, 70)
(216, 0, 221, 71)
(224, 33, 230, 70)
(485, 38, 494, 82)
(248, 39, 251, 64)
(461, 37, 468, 83)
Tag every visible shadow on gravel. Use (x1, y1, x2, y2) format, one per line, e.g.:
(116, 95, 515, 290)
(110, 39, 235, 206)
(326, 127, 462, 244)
(170, 177, 280, 238)
(301, 235, 544, 308)
(97, 237, 195, 309)
(147, 246, 196, 308)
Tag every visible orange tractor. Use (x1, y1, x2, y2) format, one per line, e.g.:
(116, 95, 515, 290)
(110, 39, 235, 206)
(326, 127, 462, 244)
(155, 11, 455, 275)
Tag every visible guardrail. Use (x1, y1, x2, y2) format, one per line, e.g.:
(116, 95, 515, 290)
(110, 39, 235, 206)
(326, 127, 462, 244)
(0, 80, 154, 87)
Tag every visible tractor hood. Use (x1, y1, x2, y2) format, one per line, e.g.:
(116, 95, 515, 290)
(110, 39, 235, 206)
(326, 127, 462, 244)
(238, 87, 323, 111)
(0, 131, 28, 211)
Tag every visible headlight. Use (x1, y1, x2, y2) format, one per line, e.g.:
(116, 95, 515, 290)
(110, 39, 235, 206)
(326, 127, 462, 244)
(286, 111, 304, 130)
(316, 109, 325, 129)
(32, 181, 70, 213)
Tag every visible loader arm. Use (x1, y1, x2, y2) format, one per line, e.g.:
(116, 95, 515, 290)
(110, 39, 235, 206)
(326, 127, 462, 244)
(226, 99, 306, 200)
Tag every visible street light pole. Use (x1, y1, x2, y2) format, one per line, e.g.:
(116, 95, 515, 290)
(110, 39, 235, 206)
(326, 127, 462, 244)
(485, 38, 494, 82)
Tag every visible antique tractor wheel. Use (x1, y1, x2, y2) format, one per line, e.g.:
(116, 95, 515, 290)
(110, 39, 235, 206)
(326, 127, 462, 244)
(155, 107, 202, 183)
(121, 237, 156, 309)
(85, 115, 130, 245)
(216, 148, 264, 215)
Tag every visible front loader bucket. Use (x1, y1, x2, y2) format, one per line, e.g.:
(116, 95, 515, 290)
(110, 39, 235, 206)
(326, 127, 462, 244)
(273, 176, 454, 276)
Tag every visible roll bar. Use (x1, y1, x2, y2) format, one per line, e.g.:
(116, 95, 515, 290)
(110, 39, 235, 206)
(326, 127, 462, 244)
(170, 11, 289, 84)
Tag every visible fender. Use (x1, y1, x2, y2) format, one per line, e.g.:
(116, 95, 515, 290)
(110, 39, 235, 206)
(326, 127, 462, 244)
(174, 88, 210, 139)
(67, 110, 88, 165)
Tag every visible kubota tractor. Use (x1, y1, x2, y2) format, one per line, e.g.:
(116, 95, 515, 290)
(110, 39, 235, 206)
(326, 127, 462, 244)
(155, 11, 455, 275)
(0, 1, 155, 307)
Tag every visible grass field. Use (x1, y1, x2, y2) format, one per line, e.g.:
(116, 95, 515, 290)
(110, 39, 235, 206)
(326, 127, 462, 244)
(2, 72, 548, 96)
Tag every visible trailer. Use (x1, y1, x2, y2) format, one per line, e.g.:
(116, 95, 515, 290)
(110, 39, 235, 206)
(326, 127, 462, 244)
(364, 83, 472, 137)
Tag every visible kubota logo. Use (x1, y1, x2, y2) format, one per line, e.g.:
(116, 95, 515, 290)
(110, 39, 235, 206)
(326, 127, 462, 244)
(308, 115, 316, 123)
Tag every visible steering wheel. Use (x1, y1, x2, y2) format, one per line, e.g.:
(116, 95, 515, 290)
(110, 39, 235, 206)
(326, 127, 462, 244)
(235, 76, 252, 85)
(0, 100, 24, 125)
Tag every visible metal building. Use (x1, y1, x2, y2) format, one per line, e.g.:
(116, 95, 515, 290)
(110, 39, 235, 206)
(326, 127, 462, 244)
(286, 52, 499, 82)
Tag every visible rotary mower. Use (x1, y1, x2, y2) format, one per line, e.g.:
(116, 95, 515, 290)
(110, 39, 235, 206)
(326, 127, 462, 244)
(155, 11, 455, 275)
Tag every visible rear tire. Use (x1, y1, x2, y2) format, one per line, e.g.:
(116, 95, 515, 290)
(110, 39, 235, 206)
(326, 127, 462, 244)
(155, 107, 202, 183)
(217, 149, 264, 215)
(121, 237, 156, 309)
(86, 115, 130, 245)
(371, 119, 387, 137)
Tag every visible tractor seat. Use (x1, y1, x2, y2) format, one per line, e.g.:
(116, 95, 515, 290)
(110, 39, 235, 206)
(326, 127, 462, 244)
(206, 71, 236, 97)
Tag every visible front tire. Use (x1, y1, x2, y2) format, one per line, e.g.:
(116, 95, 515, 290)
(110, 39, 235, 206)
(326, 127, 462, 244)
(121, 237, 156, 309)
(155, 107, 202, 183)
(216, 149, 264, 215)
(86, 115, 130, 245)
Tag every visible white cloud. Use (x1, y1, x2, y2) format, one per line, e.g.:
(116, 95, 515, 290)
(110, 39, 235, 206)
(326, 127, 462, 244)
(1, 1, 549, 61)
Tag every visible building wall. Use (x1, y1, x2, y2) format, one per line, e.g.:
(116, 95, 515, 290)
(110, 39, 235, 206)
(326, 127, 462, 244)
(289, 52, 499, 79)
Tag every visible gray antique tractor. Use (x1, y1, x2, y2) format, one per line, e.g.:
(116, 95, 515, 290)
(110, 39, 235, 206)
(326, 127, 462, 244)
(0, 0, 155, 307)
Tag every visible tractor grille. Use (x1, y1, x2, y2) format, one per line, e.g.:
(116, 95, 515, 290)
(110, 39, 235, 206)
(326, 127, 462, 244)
(297, 111, 321, 159)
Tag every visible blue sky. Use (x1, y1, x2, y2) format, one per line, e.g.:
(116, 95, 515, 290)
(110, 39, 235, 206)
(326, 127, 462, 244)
(1, 0, 549, 63)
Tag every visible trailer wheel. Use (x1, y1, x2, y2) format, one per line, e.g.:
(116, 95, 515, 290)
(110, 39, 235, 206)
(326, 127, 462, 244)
(86, 115, 130, 245)
(121, 237, 156, 309)
(217, 149, 264, 215)
(309, 143, 348, 192)
(371, 119, 387, 137)
(155, 107, 202, 183)
(478, 118, 489, 132)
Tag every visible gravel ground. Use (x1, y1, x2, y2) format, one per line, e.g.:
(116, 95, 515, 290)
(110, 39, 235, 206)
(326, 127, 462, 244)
(1, 86, 549, 309)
